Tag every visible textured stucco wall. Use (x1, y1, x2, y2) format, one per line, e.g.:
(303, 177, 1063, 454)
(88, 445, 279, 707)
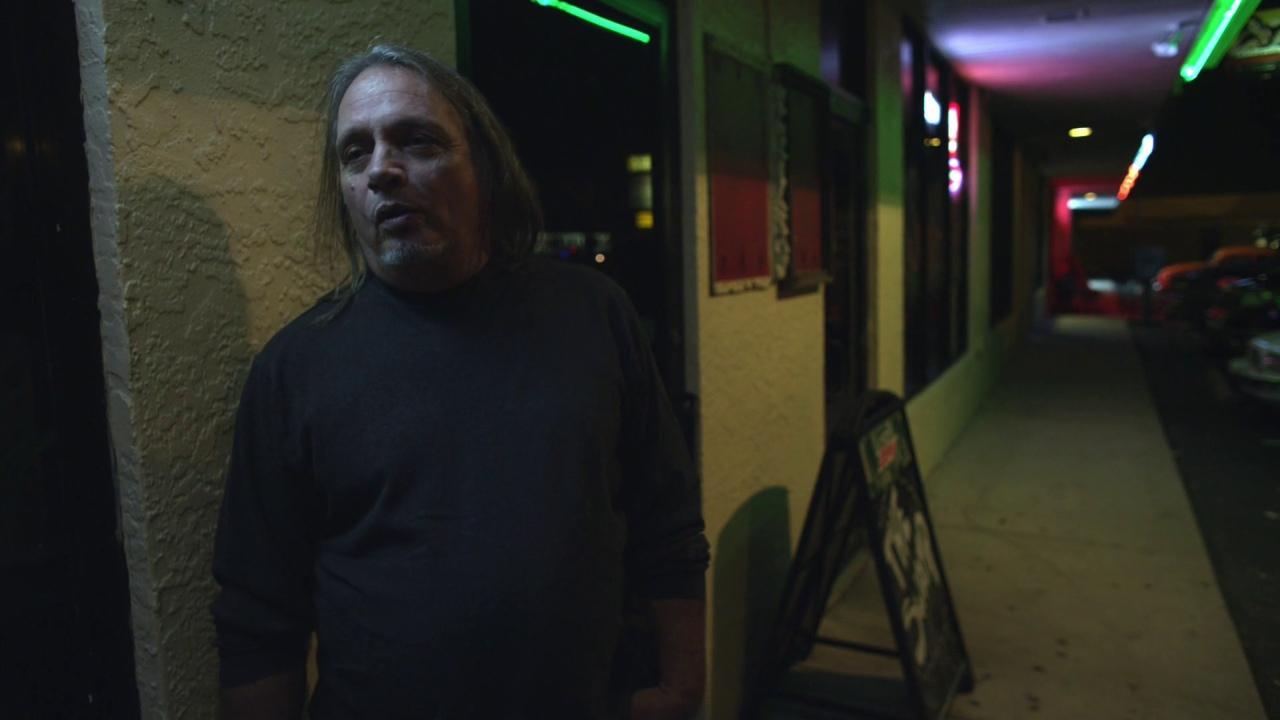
(690, 1, 826, 717)
(75, 1, 454, 717)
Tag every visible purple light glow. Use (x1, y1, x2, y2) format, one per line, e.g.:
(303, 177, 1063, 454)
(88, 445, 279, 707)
(930, 2, 1206, 107)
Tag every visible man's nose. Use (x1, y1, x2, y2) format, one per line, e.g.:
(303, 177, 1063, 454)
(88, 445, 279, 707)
(367, 145, 405, 192)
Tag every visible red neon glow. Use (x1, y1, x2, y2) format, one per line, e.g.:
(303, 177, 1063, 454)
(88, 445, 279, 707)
(1117, 163, 1140, 201)
(1050, 177, 1118, 315)
(1116, 135, 1154, 201)
(947, 101, 963, 196)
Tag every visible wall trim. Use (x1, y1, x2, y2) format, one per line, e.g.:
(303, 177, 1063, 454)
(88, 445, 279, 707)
(73, 1, 165, 715)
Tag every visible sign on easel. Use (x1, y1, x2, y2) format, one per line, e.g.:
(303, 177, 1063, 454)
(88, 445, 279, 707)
(857, 401, 973, 719)
(757, 391, 972, 720)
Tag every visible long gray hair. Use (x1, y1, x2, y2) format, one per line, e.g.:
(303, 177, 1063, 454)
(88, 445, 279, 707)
(314, 44, 541, 317)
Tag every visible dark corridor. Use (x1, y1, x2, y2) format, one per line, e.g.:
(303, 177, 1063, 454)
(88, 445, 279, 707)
(462, 0, 686, 401)
(1, 2, 139, 718)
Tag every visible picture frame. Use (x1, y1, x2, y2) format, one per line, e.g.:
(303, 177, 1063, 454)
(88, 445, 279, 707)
(773, 63, 831, 295)
(705, 37, 773, 294)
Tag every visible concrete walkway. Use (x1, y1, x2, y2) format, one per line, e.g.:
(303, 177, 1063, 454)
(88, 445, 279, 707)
(924, 316, 1266, 719)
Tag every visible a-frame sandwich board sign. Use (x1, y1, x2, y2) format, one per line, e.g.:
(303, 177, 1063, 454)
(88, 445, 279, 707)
(856, 393, 974, 719)
(756, 391, 973, 719)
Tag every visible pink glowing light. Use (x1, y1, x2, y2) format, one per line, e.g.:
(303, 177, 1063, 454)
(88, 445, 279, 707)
(948, 101, 963, 196)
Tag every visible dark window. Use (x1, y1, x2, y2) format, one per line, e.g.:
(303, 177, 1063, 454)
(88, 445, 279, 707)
(818, 0, 870, 431)
(824, 99, 869, 432)
(990, 125, 1014, 324)
(820, 0, 868, 97)
(1035, 179, 1049, 291)
(903, 22, 969, 396)
(902, 26, 927, 395)
(463, 0, 686, 397)
(945, 73, 969, 362)
(706, 46, 771, 287)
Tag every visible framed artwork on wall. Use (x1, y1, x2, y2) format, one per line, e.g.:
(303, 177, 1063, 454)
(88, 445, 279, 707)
(705, 37, 772, 294)
(773, 63, 831, 295)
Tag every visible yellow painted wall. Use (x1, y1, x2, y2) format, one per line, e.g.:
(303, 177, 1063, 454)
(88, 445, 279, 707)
(77, 1, 455, 716)
(689, 0, 1032, 715)
(689, 1, 827, 717)
(867, 0, 908, 396)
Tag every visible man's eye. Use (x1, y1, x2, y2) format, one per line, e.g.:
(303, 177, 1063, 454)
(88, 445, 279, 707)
(340, 145, 368, 164)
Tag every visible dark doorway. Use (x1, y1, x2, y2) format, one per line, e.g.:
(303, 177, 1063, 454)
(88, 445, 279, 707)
(460, 0, 687, 403)
(824, 94, 869, 434)
(819, 0, 870, 434)
(1, 2, 140, 718)
(990, 125, 1014, 326)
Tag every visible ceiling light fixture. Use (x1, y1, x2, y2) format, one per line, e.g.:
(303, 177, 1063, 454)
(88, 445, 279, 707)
(1152, 30, 1181, 58)
(531, 0, 651, 44)
(923, 90, 942, 126)
(1067, 195, 1120, 211)
(1132, 133, 1155, 172)
(1180, 0, 1261, 82)
(1068, 126, 1093, 138)
(1153, 20, 1201, 58)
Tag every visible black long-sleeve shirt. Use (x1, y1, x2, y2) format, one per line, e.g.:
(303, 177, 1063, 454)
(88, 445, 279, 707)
(212, 259, 709, 719)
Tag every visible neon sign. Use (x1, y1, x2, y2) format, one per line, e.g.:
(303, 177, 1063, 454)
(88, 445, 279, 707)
(947, 102, 963, 197)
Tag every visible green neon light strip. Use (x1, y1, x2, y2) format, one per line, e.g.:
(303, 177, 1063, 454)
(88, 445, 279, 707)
(532, 0, 652, 44)
(1205, 0, 1259, 69)
(1180, 0, 1260, 82)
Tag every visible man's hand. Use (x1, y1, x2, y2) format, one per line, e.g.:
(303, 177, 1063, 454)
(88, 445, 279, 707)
(630, 684, 701, 720)
(218, 669, 306, 720)
(630, 598, 705, 720)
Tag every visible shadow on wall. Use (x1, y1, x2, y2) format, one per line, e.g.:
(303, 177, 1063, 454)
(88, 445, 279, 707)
(118, 174, 252, 714)
(711, 486, 793, 720)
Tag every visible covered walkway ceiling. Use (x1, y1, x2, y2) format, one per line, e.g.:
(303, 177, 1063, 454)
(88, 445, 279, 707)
(927, 0, 1211, 178)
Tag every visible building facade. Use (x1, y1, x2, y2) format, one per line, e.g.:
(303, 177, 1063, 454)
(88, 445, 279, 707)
(69, 0, 1042, 717)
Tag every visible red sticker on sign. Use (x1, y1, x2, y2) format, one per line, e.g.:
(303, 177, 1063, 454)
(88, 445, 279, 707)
(878, 438, 899, 472)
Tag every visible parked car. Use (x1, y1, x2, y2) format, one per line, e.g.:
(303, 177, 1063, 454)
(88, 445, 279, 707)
(1154, 250, 1279, 326)
(1203, 273, 1280, 355)
(1152, 261, 1209, 321)
(1177, 253, 1280, 328)
(1229, 330, 1280, 406)
(1152, 261, 1208, 293)
(1208, 246, 1278, 269)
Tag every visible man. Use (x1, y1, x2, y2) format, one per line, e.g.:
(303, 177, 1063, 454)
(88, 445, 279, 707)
(212, 45, 709, 719)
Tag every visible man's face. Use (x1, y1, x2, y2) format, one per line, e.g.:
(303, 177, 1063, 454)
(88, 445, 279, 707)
(335, 65, 485, 292)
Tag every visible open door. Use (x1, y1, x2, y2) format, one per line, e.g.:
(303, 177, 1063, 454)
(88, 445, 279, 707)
(824, 91, 870, 434)
(460, 0, 688, 416)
